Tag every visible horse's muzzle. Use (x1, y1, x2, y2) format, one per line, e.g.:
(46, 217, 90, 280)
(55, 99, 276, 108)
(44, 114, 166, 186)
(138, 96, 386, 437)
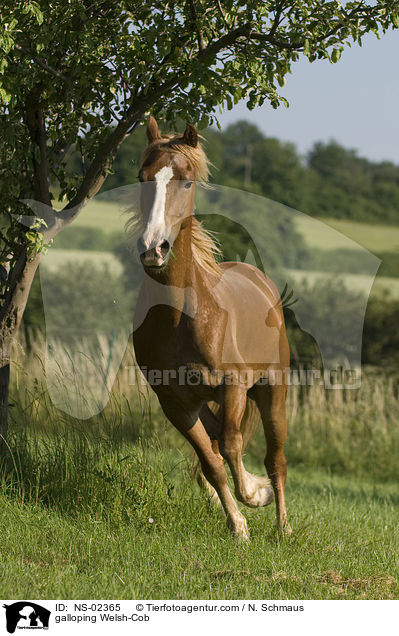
(137, 239, 171, 269)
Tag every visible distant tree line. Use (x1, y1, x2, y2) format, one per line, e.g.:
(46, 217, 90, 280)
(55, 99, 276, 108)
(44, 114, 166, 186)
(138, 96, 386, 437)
(100, 120, 399, 225)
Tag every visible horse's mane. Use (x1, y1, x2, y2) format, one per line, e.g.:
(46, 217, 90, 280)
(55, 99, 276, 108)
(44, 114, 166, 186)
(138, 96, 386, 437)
(191, 216, 222, 276)
(127, 132, 222, 276)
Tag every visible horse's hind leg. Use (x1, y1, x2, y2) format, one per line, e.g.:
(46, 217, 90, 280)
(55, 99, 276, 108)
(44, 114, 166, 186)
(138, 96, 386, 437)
(221, 387, 274, 508)
(253, 382, 290, 534)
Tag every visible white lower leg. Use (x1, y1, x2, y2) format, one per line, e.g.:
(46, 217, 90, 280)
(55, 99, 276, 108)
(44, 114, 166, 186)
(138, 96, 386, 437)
(233, 459, 274, 508)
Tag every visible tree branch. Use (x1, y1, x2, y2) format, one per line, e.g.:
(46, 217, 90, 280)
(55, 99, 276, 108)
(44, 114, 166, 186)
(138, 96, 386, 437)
(248, 32, 300, 50)
(198, 22, 252, 60)
(47, 21, 254, 236)
(14, 44, 68, 82)
(215, 0, 230, 30)
(269, 1, 287, 38)
(188, 0, 205, 51)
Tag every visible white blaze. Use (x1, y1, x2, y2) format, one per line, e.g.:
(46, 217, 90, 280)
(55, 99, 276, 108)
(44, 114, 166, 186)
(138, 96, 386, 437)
(142, 165, 173, 249)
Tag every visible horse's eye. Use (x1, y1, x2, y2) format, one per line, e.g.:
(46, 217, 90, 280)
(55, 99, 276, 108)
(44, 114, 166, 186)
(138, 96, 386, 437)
(184, 181, 193, 189)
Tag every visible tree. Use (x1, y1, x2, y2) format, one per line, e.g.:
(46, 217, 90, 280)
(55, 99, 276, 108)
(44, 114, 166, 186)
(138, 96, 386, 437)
(0, 0, 398, 438)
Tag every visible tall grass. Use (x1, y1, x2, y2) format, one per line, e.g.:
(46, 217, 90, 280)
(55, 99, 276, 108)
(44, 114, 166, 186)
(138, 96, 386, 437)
(283, 372, 399, 481)
(2, 333, 398, 514)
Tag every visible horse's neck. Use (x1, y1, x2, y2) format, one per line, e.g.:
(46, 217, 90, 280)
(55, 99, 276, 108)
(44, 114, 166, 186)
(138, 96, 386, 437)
(139, 217, 198, 326)
(166, 217, 195, 289)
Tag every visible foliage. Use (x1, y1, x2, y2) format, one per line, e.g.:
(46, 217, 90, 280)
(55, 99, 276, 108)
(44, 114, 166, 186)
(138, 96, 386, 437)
(363, 292, 399, 367)
(205, 125, 399, 225)
(306, 141, 399, 223)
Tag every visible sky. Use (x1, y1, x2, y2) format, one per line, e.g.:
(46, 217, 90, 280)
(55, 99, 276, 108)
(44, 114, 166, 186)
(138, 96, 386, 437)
(217, 28, 399, 165)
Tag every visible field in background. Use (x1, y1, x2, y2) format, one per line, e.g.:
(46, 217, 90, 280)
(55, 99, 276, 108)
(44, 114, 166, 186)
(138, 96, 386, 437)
(46, 200, 399, 298)
(42, 250, 399, 299)
(40, 249, 123, 275)
(60, 197, 399, 252)
(295, 216, 399, 252)
(56, 198, 127, 233)
(288, 269, 399, 298)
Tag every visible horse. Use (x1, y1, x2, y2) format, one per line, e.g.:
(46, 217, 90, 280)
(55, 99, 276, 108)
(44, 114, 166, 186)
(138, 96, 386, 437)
(132, 116, 290, 540)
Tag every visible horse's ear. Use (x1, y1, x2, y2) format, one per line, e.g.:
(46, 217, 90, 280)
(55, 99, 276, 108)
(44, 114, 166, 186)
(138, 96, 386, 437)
(182, 123, 198, 147)
(147, 116, 161, 143)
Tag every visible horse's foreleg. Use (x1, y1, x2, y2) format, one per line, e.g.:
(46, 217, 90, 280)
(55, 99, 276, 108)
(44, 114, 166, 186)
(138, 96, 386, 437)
(222, 387, 274, 508)
(195, 439, 223, 509)
(185, 420, 249, 540)
(157, 395, 249, 540)
(195, 405, 223, 508)
(253, 383, 291, 534)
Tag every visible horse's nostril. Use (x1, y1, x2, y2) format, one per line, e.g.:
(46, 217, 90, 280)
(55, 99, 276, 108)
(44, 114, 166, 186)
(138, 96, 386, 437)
(160, 240, 170, 251)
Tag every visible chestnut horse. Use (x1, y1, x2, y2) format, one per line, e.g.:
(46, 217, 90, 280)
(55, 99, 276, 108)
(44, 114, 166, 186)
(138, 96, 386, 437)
(132, 116, 290, 540)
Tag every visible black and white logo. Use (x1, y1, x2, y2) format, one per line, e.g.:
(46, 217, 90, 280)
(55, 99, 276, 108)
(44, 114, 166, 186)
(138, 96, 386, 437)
(2, 602, 50, 633)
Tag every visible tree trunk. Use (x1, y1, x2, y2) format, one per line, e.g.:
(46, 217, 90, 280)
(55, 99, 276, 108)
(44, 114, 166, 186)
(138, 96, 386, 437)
(0, 362, 10, 442)
(0, 255, 41, 443)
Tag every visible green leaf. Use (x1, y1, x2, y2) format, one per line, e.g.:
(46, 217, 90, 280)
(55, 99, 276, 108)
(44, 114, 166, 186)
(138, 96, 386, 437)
(331, 48, 341, 63)
(0, 86, 11, 102)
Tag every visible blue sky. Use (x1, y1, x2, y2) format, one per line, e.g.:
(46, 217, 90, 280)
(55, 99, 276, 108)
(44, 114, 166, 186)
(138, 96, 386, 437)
(217, 29, 399, 164)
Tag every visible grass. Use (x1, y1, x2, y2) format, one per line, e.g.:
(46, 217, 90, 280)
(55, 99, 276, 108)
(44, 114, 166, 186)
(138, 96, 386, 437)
(0, 457, 397, 600)
(0, 409, 398, 601)
(0, 339, 398, 599)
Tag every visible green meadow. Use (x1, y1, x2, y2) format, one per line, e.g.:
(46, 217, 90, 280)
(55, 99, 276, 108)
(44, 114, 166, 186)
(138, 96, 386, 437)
(1, 341, 398, 600)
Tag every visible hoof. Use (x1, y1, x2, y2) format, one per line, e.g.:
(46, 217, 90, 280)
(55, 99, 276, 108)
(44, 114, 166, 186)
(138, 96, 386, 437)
(253, 484, 274, 507)
(278, 521, 292, 537)
(227, 516, 250, 542)
(237, 483, 275, 508)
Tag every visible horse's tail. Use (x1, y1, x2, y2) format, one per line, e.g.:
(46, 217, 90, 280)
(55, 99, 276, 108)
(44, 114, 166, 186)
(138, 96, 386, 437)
(201, 397, 260, 451)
